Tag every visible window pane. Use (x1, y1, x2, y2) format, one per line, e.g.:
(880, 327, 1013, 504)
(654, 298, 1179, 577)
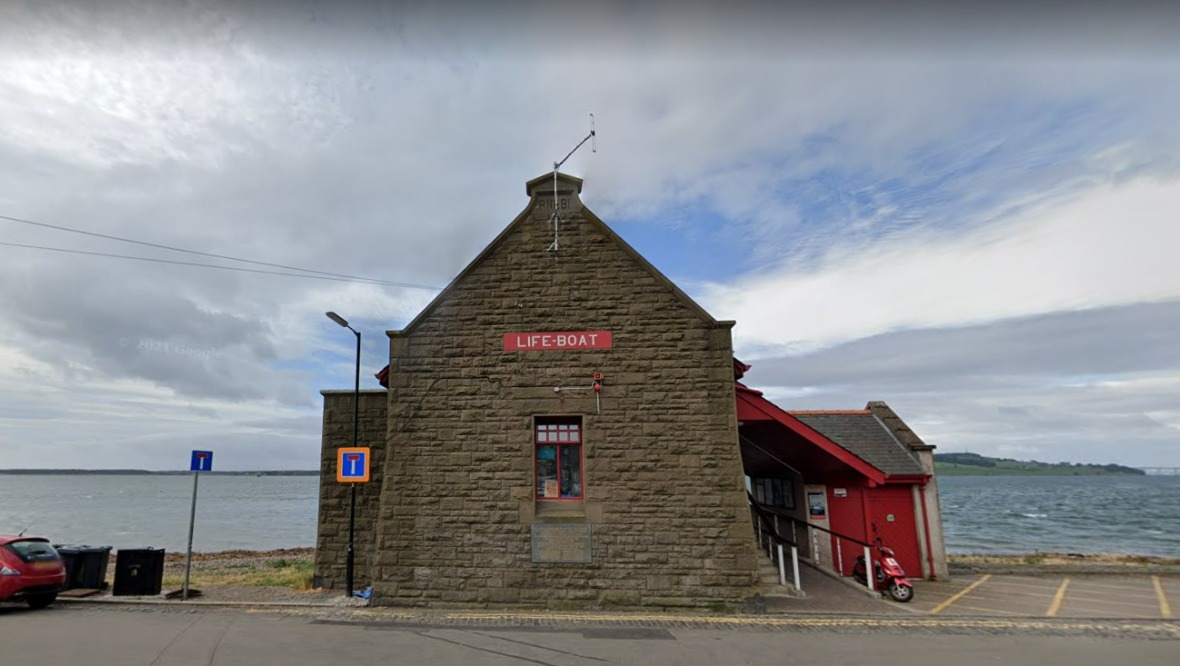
(559, 445, 581, 498)
(771, 479, 784, 508)
(558, 428, 569, 442)
(536, 446, 558, 498)
(4, 540, 60, 563)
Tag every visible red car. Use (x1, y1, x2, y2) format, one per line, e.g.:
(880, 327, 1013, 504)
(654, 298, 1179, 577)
(0, 535, 66, 609)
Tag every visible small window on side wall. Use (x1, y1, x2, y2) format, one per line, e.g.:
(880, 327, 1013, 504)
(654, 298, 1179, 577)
(752, 477, 794, 510)
(535, 417, 583, 500)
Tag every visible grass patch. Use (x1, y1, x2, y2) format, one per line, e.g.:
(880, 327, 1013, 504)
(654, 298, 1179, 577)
(162, 559, 315, 590)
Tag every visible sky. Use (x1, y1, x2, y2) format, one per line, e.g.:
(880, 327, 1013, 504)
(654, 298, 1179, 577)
(0, 1, 1177, 470)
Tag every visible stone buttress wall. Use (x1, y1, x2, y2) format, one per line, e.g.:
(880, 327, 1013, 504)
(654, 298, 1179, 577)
(313, 389, 388, 590)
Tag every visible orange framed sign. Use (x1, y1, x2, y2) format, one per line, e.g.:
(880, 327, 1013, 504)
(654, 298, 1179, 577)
(336, 447, 371, 483)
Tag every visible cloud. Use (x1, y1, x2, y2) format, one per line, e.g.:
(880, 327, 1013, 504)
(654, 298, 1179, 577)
(742, 300, 1180, 466)
(0, 344, 322, 470)
(705, 177, 1180, 356)
(0, 1, 1178, 469)
(748, 300, 1180, 391)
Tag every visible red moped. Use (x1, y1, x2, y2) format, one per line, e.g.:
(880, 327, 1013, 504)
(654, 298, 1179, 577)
(853, 538, 915, 602)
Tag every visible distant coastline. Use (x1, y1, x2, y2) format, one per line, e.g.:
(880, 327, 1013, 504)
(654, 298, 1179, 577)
(935, 452, 1145, 476)
(0, 469, 319, 476)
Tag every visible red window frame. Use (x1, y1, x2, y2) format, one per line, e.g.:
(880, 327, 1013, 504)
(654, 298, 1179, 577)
(534, 416, 584, 501)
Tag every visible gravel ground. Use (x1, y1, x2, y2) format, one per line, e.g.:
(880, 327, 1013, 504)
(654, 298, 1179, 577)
(163, 547, 314, 571)
(949, 552, 1180, 576)
(160, 547, 353, 604)
(86, 549, 1180, 610)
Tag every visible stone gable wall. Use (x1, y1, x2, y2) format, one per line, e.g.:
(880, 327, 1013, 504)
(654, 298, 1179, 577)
(371, 191, 759, 608)
(313, 390, 388, 590)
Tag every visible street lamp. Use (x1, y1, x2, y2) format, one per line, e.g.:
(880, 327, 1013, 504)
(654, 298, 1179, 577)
(325, 311, 361, 597)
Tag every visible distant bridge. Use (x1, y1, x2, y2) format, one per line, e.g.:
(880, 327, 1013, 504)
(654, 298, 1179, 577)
(1137, 467, 1180, 476)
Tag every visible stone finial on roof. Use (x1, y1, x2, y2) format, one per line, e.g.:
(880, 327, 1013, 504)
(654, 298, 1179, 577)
(866, 401, 934, 452)
(526, 171, 583, 196)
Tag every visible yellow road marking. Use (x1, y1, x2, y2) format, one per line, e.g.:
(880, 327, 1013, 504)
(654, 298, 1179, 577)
(1063, 580, 1159, 595)
(945, 603, 1028, 617)
(1047, 578, 1071, 617)
(1153, 576, 1172, 619)
(1046, 595, 1164, 610)
(340, 608, 1180, 634)
(930, 574, 992, 615)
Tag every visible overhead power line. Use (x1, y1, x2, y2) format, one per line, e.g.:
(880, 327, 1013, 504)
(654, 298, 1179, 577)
(0, 212, 440, 290)
(0, 240, 443, 289)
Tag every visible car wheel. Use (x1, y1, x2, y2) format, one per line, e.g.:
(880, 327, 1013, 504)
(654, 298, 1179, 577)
(27, 593, 57, 610)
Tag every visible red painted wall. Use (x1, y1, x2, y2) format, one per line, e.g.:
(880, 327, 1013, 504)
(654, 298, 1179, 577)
(867, 486, 921, 576)
(826, 484, 867, 575)
(821, 483, 923, 578)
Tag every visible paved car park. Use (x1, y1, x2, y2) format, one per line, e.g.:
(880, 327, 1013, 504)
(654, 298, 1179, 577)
(911, 573, 1175, 619)
(15, 562, 1177, 625)
(2, 604, 1178, 666)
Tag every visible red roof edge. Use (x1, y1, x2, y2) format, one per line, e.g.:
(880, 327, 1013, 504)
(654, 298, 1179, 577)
(375, 365, 389, 388)
(736, 388, 888, 485)
(788, 409, 872, 415)
(733, 358, 751, 380)
(884, 474, 932, 485)
(735, 381, 763, 397)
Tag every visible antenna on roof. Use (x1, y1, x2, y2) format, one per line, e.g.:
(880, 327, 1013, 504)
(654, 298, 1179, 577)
(548, 114, 596, 252)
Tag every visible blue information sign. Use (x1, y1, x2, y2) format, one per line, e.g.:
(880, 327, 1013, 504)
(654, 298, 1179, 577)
(190, 450, 214, 472)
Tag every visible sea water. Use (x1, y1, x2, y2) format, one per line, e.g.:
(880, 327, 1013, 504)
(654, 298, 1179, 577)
(938, 474, 1180, 557)
(1, 473, 1177, 556)
(0, 474, 319, 552)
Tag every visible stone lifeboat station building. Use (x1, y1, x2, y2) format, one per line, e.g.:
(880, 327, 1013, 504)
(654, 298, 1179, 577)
(315, 173, 948, 609)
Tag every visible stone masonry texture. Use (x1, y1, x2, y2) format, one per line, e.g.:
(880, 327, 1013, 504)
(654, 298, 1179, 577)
(361, 174, 760, 609)
(314, 389, 388, 590)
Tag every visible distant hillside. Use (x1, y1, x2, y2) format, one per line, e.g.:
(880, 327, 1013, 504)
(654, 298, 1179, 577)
(935, 452, 1144, 476)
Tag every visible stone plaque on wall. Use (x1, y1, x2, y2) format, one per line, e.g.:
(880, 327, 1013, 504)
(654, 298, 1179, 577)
(531, 523, 592, 563)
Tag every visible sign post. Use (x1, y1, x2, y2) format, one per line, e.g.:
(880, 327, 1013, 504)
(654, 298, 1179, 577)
(182, 450, 213, 601)
(337, 446, 370, 596)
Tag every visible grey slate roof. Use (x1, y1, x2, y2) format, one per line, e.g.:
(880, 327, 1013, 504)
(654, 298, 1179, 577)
(790, 412, 926, 477)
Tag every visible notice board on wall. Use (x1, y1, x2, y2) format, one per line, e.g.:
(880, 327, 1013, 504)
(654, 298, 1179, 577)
(531, 523, 593, 563)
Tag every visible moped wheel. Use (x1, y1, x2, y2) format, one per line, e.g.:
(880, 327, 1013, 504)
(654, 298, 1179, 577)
(888, 582, 913, 603)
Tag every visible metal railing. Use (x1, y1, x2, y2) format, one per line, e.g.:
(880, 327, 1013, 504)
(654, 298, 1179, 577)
(746, 492, 802, 592)
(786, 514, 877, 594)
(747, 494, 880, 595)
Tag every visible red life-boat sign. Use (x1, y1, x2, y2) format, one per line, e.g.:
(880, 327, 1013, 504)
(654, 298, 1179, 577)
(503, 330, 612, 351)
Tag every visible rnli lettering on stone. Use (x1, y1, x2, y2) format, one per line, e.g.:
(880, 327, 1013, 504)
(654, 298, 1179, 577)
(503, 331, 613, 351)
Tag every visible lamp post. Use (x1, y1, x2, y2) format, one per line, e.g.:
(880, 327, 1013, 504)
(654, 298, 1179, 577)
(325, 311, 360, 597)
